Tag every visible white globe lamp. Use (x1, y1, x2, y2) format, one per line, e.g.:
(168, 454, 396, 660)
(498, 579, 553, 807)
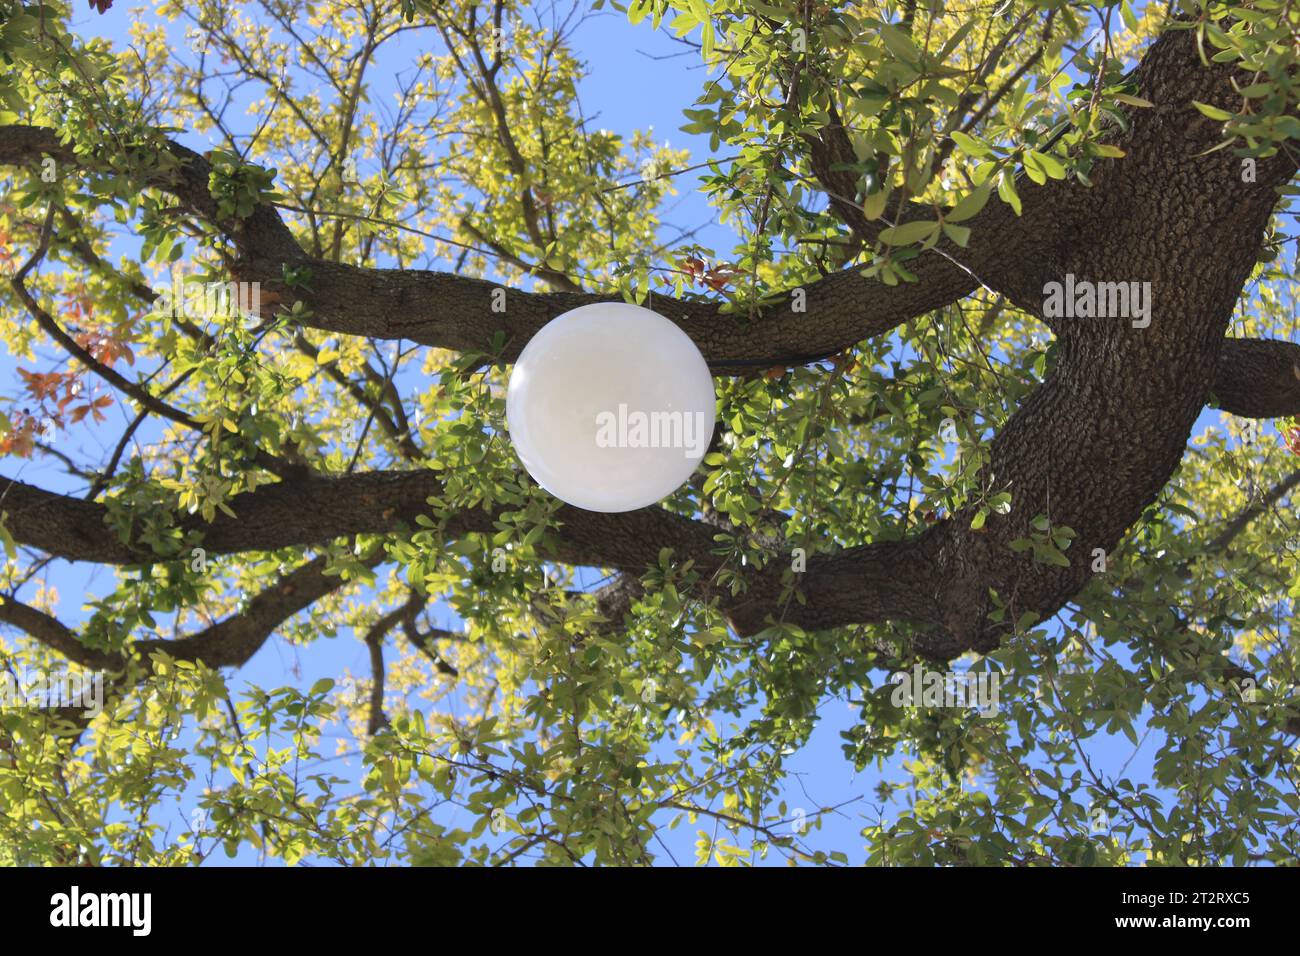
(506, 302, 716, 512)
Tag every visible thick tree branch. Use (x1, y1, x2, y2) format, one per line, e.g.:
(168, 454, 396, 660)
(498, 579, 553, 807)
(0, 555, 346, 671)
(0, 469, 722, 572)
(0, 124, 302, 262)
(1212, 338, 1300, 418)
(0, 595, 111, 668)
(722, 26, 1300, 656)
(0, 121, 1041, 372)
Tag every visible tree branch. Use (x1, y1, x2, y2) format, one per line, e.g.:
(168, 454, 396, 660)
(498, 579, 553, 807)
(1212, 338, 1300, 418)
(0, 122, 1040, 372)
(0, 469, 722, 572)
(0, 554, 348, 671)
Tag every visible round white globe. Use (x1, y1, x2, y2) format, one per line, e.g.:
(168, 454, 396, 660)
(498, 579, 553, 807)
(506, 302, 716, 512)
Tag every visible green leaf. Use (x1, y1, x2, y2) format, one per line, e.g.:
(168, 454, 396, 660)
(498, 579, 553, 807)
(1025, 150, 1066, 180)
(878, 220, 938, 246)
(945, 182, 991, 222)
(1120, 0, 1139, 31)
(0, 513, 15, 560)
(1112, 93, 1153, 108)
(942, 222, 971, 247)
(997, 172, 1022, 215)
(879, 24, 923, 66)
(861, 190, 888, 220)
(949, 130, 993, 158)
(1192, 100, 1234, 121)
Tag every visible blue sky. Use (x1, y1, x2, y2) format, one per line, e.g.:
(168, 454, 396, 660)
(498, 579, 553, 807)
(2, 1, 1281, 865)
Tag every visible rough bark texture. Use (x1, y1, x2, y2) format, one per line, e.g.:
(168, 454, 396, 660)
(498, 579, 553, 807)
(1214, 337, 1300, 418)
(732, 28, 1299, 652)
